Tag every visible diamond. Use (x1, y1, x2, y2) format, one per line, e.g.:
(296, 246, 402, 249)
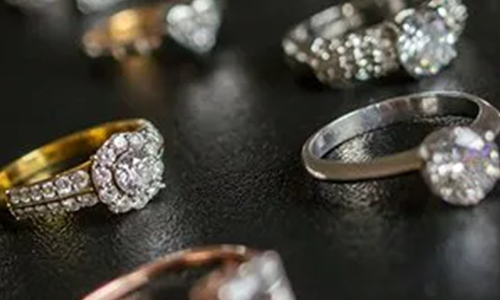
(47, 203, 63, 214)
(92, 165, 112, 186)
(62, 198, 80, 212)
(166, 0, 221, 54)
(112, 134, 129, 151)
(71, 170, 90, 191)
(30, 185, 43, 202)
(41, 182, 56, 200)
(420, 126, 500, 206)
(192, 252, 296, 300)
(55, 176, 73, 196)
(99, 186, 119, 205)
(98, 148, 117, 165)
(396, 8, 457, 77)
(77, 194, 99, 207)
(128, 133, 144, 149)
(8, 189, 21, 205)
(19, 187, 31, 204)
(429, 0, 468, 35)
(115, 153, 160, 196)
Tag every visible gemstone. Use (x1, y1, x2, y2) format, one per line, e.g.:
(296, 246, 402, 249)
(71, 170, 90, 191)
(8, 189, 20, 205)
(429, 0, 468, 35)
(19, 187, 31, 204)
(77, 194, 99, 207)
(92, 166, 112, 186)
(62, 198, 80, 212)
(396, 8, 457, 77)
(198, 252, 296, 300)
(166, 0, 221, 54)
(99, 186, 119, 205)
(42, 182, 56, 200)
(30, 185, 43, 202)
(128, 133, 144, 149)
(55, 177, 73, 196)
(112, 134, 129, 151)
(47, 203, 62, 214)
(420, 126, 500, 206)
(115, 153, 159, 196)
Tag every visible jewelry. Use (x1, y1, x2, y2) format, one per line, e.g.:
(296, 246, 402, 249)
(302, 91, 500, 206)
(82, 0, 222, 59)
(82, 245, 296, 300)
(0, 119, 165, 219)
(283, 0, 468, 87)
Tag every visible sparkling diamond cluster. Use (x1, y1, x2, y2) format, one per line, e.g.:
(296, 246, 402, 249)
(312, 24, 399, 86)
(91, 123, 164, 214)
(7, 170, 97, 219)
(215, 252, 296, 300)
(396, 0, 467, 77)
(420, 127, 500, 206)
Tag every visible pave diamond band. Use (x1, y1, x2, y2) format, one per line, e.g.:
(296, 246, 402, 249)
(283, 0, 467, 87)
(302, 92, 500, 206)
(0, 119, 165, 220)
(82, 245, 296, 300)
(82, 0, 222, 59)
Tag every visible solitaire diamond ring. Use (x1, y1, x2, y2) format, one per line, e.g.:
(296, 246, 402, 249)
(302, 92, 500, 206)
(0, 119, 165, 219)
(82, 0, 222, 59)
(283, 0, 468, 87)
(82, 245, 296, 300)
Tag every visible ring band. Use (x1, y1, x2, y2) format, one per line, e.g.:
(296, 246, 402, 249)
(82, 0, 222, 59)
(0, 119, 165, 219)
(82, 245, 296, 300)
(303, 91, 500, 206)
(283, 0, 468, 87)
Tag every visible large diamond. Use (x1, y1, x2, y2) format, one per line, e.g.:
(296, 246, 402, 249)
(396, 8, 457, 77)
(419, 127, 500, 206)
(91, 126, 164, 213)
(166, 0, 221, 54)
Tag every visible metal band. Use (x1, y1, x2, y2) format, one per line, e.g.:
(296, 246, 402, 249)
(302, 92, 500, 181)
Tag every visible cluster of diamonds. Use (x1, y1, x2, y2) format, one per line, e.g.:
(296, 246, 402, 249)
(7, 170, 98, 219)
(166, 0, 221, 55)
(311, 24, 399, 86)
(419, 126, 500, 206)
(91, 123, 164, 214)
(395, 0, 468, 77)
(216, 252, 296, 300)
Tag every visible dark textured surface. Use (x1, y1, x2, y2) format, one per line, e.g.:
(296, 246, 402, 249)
(1, 0, 500, 299)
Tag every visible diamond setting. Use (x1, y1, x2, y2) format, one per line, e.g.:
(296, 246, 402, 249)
(419, 126, 500, 206)
(191, 252, 296, 300)
(91, 124, 164, 214)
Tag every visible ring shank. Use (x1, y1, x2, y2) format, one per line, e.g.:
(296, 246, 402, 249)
(303, 92, 500, 181)
(0, 119, 147, 207)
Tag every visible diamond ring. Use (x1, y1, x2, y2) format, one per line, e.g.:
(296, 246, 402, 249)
(302, 92, 500, 206)
(283, 0, 468, 87)
(82, 245, 296, 300)
(0, 119, 165, 219)
(82, 0, 222, 59)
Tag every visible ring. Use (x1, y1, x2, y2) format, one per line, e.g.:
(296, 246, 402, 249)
(302, 91, 500, 206)
(0, 119, 165, 219)
(82, 0, 222, 59)
(82, 245, 296, 300)
(283, 0, 468, 87)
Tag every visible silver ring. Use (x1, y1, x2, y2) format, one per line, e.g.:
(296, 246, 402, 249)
(302, 91, 500, 206)
(81, 0, 222, 59)
(283, 0, 468, 87)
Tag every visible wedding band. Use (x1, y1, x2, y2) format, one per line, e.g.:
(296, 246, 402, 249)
(303, 91, 500, 206)
(0, 119, 165, 219)
(82, 245, 296, 300)
(283, 0, 468, 87)
(82, 0, 222, 59)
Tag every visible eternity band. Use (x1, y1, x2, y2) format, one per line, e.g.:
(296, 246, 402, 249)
(283, 0, 468, 87)
(82, 245, 296, 300)
(0, 119, 165, 219)
(82, 0, 222, 58)
(303, 91, 500, 206)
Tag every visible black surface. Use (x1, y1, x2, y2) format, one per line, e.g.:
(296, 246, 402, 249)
(1, 0, 500, 299)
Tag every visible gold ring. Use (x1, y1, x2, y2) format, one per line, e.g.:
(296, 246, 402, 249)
(82, 245, 296, 300)
(0, 119, 165, 219)
(82, 0, 222, 59)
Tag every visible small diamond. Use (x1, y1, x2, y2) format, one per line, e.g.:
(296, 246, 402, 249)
(30, 185, 43, 202)
(35, 205, 48, 215)
(99, 186, 119, 205)
(109, 196, 133, 213)
(8, 189, 20, 205)
(55, 177, 73, 196)
(19, 187, 31, 204)
(71, 170, 90, 191)
(128, 134, 144, 149)
(47, 203, 63, 214)
(397, 8, 457, 77)
(420, 126, 500, 206)
(99, 148, 117, 165)
(77, 194, 99, 207)
(41, 182, 56, 200)
(92, 166, 112, 186)
(112, 134, 129, 151)
(62, 198, 80, 212)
